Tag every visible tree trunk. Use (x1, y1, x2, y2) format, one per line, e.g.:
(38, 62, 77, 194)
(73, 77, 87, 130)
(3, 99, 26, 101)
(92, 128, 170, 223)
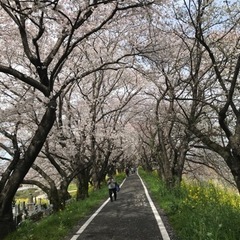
(0, 202, 15, 239)
(171, 139, 189, 187)
(49, 187, 71, 212)
(227, 138, 240, 192)
(59, 181, 72, 206)
(0, 100, 56, 239)
(190, 123, 240, 193)
(76, 169, 90, 201)
(171, 158, 184, 188)
(48, 188, 61, 212)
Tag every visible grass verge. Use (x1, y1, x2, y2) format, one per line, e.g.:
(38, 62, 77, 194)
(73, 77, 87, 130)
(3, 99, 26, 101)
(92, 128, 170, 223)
(138, 168, 240, 240)
(5, 174, 125, 240)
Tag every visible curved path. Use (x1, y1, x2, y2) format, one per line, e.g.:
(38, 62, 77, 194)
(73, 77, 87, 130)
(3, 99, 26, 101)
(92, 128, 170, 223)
(69, 172, 171, 240)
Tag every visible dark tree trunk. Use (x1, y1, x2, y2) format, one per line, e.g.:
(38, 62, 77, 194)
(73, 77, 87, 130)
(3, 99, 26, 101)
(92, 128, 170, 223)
(0, 202, 15, 240)
(138, 144, 153, 172)
(0, 100, 56, 239)
(190, 124, 240, 193)
(48, 187, 61, 212)
(226, 148, 240, 192)
(59, 182, 72, 208)
(93, 154, 109, 190)
(171, 141, 189, 187)
(76, 168, 90, 201)
(49, 187, 71, 212)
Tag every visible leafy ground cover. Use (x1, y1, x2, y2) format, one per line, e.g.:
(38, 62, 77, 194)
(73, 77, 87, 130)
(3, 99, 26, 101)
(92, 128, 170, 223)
(139, 168, 240, 240)
(5, 174, 125, 240)
(7, 170, 240, 240)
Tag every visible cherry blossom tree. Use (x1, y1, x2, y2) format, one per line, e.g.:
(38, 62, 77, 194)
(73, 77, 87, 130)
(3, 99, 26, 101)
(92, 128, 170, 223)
(0, 0, 154, 237)
(138, 0, 240, 189)
(170, 0, 240, 191)
(131, 0, 240, 189)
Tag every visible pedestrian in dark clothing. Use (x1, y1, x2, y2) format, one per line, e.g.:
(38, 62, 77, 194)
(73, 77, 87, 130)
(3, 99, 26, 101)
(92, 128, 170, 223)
(107, 176, 117, 202)
(125, 167, 130, 177)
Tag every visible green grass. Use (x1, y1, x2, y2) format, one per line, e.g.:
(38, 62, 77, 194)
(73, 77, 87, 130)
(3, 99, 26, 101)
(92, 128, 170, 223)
(5, 173, 125, 240)
(8, 170, 240, 240)
(138, 168, 240, 240)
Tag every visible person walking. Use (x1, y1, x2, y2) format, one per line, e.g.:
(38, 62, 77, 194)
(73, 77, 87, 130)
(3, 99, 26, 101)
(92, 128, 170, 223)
(107, 176, 117, 202)
(125, 167, 130, 177)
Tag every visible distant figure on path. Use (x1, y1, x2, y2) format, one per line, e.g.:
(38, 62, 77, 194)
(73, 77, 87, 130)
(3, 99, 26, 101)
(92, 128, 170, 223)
(107, 176, 117, 202)
(125, 167, 130, 177)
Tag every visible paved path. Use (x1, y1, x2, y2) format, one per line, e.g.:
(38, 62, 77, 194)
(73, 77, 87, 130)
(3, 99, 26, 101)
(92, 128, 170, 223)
(69, 173, 171, 240)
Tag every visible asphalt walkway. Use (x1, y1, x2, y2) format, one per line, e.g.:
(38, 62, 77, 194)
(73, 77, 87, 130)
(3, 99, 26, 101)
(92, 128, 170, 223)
(69, 172, 171, 240)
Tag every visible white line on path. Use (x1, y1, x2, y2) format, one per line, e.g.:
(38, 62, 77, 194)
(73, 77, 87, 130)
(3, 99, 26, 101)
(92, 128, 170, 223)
(70, 179, 126, 240)
(138, 172, 171, 240)
(70, 174, 170, 240)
